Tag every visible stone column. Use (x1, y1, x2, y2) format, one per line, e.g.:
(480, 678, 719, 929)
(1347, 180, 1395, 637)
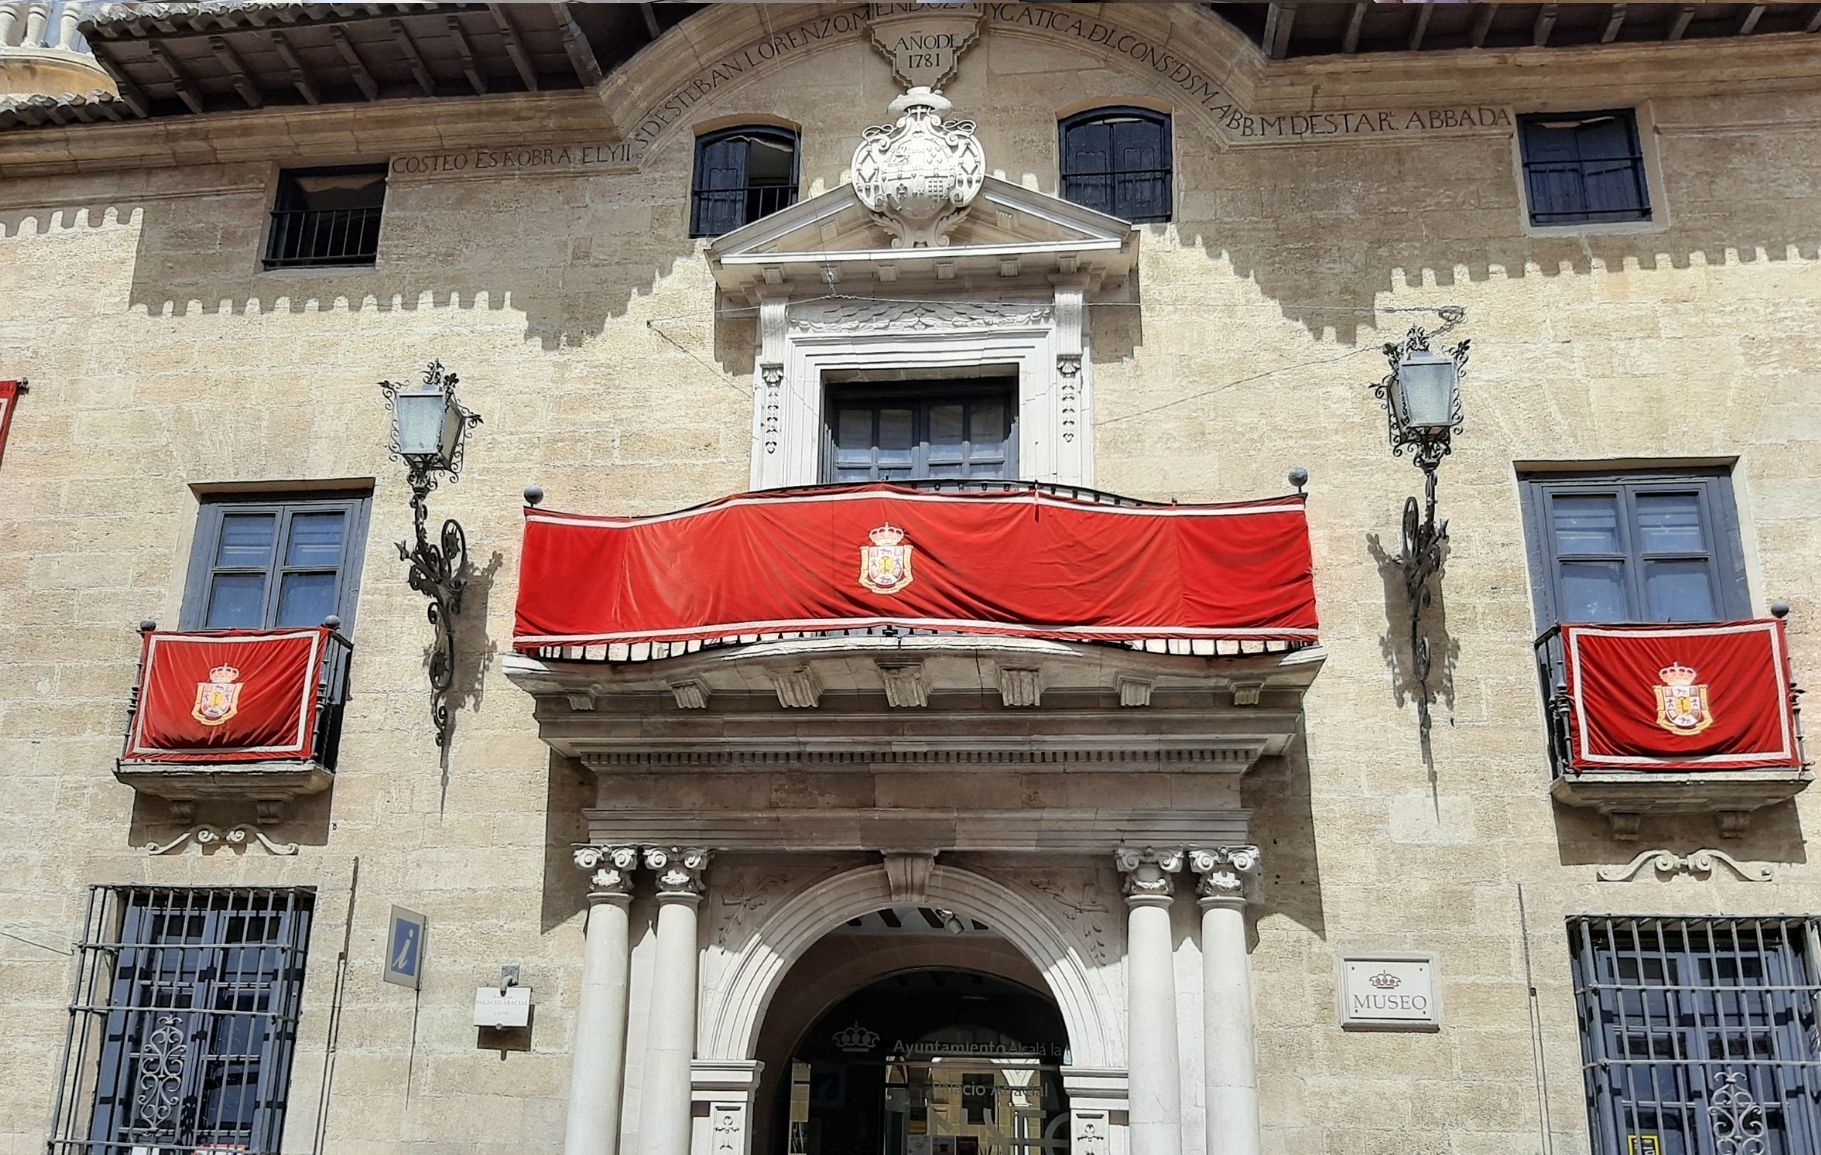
(1190, 847, 1263, 1155)
(1115, 847, 1184, 1155)
(565, 846, 640, 1155)
(638, 847, 710, 1155)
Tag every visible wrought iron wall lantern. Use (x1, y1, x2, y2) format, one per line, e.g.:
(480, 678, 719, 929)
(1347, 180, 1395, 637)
(379, 360, 482, 748)
(1370, 321, 1470, 733)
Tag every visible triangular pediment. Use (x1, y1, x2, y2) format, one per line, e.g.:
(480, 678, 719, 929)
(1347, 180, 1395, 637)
(707, 176, 1137, 301)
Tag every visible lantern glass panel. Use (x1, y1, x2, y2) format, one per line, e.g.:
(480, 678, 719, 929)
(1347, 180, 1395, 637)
(1396, 351, 1458, 433)
(393, 390, 447, 459)
(438, 401, 465, 466)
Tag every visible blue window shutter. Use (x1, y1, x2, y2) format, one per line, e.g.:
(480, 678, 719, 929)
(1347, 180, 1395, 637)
(693, 136, 750, 236)
(1112, 116, 1166, 222)
(1575, 116, 1648, 218)
(1062, 120, 1114, 216)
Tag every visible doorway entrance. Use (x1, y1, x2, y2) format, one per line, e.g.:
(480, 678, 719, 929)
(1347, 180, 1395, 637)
(778, 966, 1071, 1155)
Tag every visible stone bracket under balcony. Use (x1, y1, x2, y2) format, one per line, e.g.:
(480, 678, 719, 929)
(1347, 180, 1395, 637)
(1553, 769, 1813, 841)
(114, 761, 334, 826)
(502, 635, 1324, 775)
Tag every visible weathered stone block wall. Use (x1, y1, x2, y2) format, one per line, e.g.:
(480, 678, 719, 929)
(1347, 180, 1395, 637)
(0, 6, 1817, 1154)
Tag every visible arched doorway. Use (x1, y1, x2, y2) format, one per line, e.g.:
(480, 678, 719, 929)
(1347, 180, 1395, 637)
(757, 909, 1073, 1155)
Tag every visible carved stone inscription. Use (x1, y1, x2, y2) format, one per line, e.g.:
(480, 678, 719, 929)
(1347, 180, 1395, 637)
(389, 142, 635, 178)
(867, 3, 985, 91)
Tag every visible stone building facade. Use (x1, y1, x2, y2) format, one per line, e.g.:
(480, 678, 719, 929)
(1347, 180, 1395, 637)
(1, 3, 1818, 1155)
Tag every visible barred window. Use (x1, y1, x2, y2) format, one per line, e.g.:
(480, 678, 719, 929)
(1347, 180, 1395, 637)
(1059, 107, 1172, 224)
(50, 887, 314, 1155)
(263, 165, 386, 269)
(1519, 110, 1651, 226)
(689, 126, 800, 237)
(1570, 917, 1821, 1155)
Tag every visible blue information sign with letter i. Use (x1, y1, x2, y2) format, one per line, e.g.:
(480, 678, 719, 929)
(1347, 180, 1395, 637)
(384, 906, 427, 989)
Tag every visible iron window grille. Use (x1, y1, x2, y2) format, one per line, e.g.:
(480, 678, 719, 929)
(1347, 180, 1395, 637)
(1060, 107, 1172, 224)
(263, 165, 387, 269)
(49, 887, 314, 1155)
(1519, 110, 1651, 226)
(1569, 916, 1821, 1155)
(690, 126, 800, 237)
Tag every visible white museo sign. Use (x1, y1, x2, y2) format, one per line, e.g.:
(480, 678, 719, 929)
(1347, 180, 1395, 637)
(1339, 955, 1440, 1031)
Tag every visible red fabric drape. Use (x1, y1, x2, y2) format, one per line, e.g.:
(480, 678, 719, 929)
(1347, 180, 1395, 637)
(1560, 619, 1801, 771)
(124, 628, 328, 762)
(512, 485, 1318, 651)
(0, 381, 20, 471)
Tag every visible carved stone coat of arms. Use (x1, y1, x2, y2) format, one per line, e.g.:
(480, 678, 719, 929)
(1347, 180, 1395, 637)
(852, 86, 986, 249)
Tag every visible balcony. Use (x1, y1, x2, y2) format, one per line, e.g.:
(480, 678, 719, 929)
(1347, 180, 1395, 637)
(116, 622, 352, 824)
(503, 480, 1324, 841)
(1537, 618, 1810, 839)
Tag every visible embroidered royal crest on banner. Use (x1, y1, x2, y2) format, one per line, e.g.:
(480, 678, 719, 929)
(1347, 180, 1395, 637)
(859, 523, 915, 595)
(1653, 661, 1713, 736)
(192, 663, 244, 727)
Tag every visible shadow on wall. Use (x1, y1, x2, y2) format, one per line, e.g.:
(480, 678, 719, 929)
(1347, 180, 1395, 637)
(4, 123, 1815, 354)
(1240, 732, 1327, 946)
(1552, 799, 1810, 871)
(1366, 529, 1460, 782)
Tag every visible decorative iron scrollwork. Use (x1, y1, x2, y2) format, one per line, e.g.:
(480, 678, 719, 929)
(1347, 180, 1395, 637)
(134, 1014, 189, 1130)
(1708, 1070, 1768, 1155)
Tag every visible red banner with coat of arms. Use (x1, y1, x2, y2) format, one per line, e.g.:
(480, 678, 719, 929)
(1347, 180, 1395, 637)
(124, 629, 329, 763)
(0, 380, 23, 471)
(512, 484, 1318, 651)
(1560, 619, 1803, 771)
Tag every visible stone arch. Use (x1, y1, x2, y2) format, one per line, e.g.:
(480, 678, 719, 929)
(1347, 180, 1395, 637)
(600, 2, 1259, 160)
(700, 862, 1121, 1069)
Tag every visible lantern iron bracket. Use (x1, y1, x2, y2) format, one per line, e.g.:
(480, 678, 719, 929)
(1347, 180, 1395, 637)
(1370, 324, 1470, 740)
(379, 360, 483, 748)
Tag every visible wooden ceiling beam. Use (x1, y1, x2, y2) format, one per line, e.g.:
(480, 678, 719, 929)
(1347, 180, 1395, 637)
(146, 40, 205, 114)
(329, 27, 380, 101)
(1408, 3, 1433, 51)
(551, 3, 603, 87)
(208, 34, 263, 108)
(389, 19, 436, 96)
(1807, 5, 1821, 34)
(1737, 4, 1766, 35)
(640, 2, 662, 40)
(488, 4, 539, 91)
(1533, 3, 1558, 47)
(445, 14, 488, 96)
(1601, 4, 1627, 44)
(270, 30, 320, 105)
(1470, 3, 1499, 48)
(1263, 2, 1297, 59)
(1341, 2, 1368, 53)
(1668, 5, 1696, 41)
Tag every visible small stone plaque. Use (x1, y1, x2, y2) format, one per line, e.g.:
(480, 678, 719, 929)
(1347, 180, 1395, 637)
(473, 985, 532, 1028)
(1338, 953, 1440, 1031)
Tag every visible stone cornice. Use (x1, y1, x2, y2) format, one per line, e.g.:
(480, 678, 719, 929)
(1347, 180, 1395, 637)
(584, 807, 1250, 852)
(5, 3, 1818, 178)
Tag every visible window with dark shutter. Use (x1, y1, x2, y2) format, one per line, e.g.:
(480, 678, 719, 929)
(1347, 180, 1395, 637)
(823, 382, 1017, 483)
(50, 887, 315, 1155)
(1569, 917, 1821, 1155)
(690, 127, 800, 237)
(183, 493, 372, 633)
(1518, 468, 1749, 627)
(263, 165, 387, 268)
(1518, 110, 1651, 226)
(1060, 108, 1172, 224)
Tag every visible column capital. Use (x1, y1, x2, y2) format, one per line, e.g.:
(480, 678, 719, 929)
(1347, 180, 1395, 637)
(645, 846, 711, 900)
(1115, 846, 1184, 902)
(1189, 845, 1261, 906)
(575, 844, 640, 903)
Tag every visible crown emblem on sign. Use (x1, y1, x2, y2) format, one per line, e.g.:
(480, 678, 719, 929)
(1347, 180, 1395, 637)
(833, 1021, 881, 1053)
(869, 523, 906, 547)
(1369, 972, 1400, 990)
(1658, 661, 1698, 687)
(209, 664, 241, 684)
